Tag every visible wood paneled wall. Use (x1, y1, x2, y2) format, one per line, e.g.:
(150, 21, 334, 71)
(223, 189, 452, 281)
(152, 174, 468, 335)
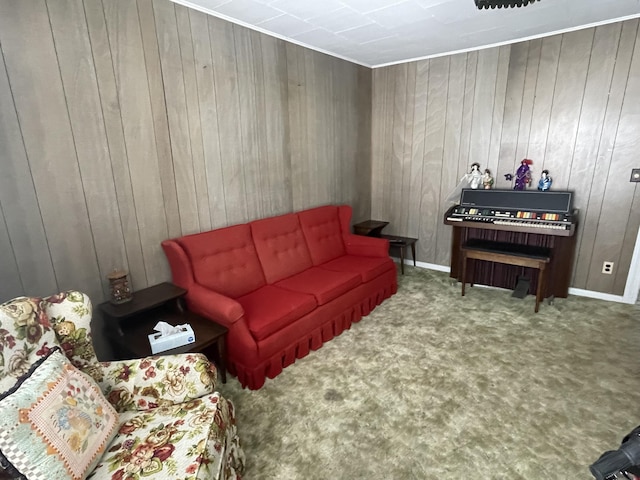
(372, 20, 640, 296)
(0, 0, 371, 303)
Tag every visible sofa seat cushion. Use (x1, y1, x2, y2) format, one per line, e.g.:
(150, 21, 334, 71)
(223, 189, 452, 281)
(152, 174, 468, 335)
(275, 267, 361, 306)
(320, 255, 394, 283)
(92, 393, 240, 480)
(238, 286, 317, 341)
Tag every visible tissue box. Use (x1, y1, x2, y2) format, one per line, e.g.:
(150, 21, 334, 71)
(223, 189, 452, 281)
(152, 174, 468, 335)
(148, 325, 196, 354)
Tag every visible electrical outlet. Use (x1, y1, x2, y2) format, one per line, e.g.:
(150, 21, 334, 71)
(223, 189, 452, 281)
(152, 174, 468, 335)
(602, 261, 614, 274)
(631, 168, 640, 182)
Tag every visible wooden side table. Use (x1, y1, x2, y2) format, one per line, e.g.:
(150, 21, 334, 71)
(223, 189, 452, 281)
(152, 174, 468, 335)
(380, 235, 417, 275)
(352, 219, 418, 275)
(352, 220, 389, 237)
(98, 282, 228, 383)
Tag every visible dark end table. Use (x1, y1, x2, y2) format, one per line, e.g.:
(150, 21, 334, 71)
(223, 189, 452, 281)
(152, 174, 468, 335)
(352, 219, 418, 275)
(352, 220, 389, 237)
(380, 235, 417, 275)
(98, 282, 228, 383)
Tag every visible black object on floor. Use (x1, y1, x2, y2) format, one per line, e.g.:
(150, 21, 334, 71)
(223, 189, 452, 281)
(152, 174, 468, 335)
(512, 277, 530, 299)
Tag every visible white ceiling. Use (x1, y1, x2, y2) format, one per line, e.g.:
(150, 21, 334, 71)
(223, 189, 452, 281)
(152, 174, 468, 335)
(172, 0, 640, 68)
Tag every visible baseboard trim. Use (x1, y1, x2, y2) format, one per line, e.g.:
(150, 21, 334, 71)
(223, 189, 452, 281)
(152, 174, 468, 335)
(392, 257, 636, 305)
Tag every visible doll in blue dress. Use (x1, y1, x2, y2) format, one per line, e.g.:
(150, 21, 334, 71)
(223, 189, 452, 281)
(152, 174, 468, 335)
(538, 170, 552, 191)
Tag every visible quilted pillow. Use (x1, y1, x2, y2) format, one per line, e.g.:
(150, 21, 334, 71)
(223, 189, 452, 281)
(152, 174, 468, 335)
(0, 348, 118, 480)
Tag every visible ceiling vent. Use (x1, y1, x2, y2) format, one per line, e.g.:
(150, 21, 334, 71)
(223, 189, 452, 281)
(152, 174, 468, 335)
(475, 0, 540, 8)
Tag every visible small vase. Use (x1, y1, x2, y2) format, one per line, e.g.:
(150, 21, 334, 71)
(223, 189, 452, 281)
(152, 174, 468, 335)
(107, 269, 133, 304)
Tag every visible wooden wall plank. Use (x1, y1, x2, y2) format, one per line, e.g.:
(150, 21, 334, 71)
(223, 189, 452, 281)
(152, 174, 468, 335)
(486, 46, 510, 178)
(470, 48, 500, 171)
(209, 16, 248, 223)
(388, 63, 408, 235)
(419, 57, 448, 262)
(614, 190, 640, 295)
(496, 42, 528, 189)
(587, 23, 640, 295)
(0, 211, 22, 300)
(234, 26, 263, 220)
(103, 0, 169, 285)
(48, 0, 127, 298)
(526, 36, 561, 179)
(354, 65, 372, 222)
(137, 0, 181, 240)
(379, 65, 397, 222)
(398, 63, 417, 235)
(438, 55, 465, 265)
(0, 40, 57, 298)
(541, 29, 594, 188)
(0, 1, 102, 299)
(249, 30, 273, 216)
(259, 34, 291, 216)
(567, 23, 621, 288)
(370, 68, 387, 221)
(406, 61, 429, 239)
(515, 39, 541, 164)
(442, 54, 465, 185)
(153, 0, 199, 235)
(296, 49, 317, 208)
(309, 52, 331, 206)
(319, 55, 334, 205)
(188, 9, 227, 229)
(458, 52, 478, 185)
(574, 20, 638, 289)
(332, 59, 346, 206)
(84, 0, 147, 291)
(177, 5, 212, 232)
(427, 57, 454, 264)
(286, 43, 306, 211)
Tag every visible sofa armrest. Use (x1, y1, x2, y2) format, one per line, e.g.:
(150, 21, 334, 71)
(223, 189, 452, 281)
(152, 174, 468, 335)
(186, 283, 244, 329)
(161, 239, 195, 290)
(84, 353, 217, 412)
(343, 234, 390, 257)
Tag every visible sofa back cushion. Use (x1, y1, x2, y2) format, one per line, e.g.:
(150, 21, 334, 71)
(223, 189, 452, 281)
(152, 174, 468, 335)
(250, 214, 313, 284)
(298, 206, 346, 265)
(177, 224, 266, 298)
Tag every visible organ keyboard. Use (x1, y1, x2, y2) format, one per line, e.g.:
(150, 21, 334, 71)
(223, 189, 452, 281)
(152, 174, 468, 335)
(444, 189, 578, 299)
(444, 189, 576, 236)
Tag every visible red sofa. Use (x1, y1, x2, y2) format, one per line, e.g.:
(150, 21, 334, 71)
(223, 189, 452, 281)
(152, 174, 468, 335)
(161, 205, 397, 389)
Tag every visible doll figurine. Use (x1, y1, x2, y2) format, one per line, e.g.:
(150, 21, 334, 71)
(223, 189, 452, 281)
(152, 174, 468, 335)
(538, 170, 552, 191)
(482, 169, 494, 189)
(468, 162, 483, 189)
(512, 159, 533, 190)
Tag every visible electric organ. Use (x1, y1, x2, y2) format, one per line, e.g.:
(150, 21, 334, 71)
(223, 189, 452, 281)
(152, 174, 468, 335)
(444, 189, 578, 299)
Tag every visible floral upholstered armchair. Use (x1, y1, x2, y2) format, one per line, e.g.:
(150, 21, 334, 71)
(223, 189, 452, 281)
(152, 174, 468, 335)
(0, 291, 245, 480)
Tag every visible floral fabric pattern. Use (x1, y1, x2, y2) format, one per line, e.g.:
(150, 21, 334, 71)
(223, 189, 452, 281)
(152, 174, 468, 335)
(0, 291, 245, 480)
(0, 297, 58, 393)
(0, 348, 118, 480)
(91, 393, 244, 480)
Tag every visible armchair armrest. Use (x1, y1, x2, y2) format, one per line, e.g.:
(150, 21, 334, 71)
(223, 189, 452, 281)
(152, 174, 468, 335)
(85, 352, 217, 412)
(343, 234, 390, 257)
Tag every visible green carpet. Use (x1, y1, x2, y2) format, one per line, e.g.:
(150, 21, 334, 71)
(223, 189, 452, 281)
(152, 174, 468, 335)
(219, 267, 640, 479)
